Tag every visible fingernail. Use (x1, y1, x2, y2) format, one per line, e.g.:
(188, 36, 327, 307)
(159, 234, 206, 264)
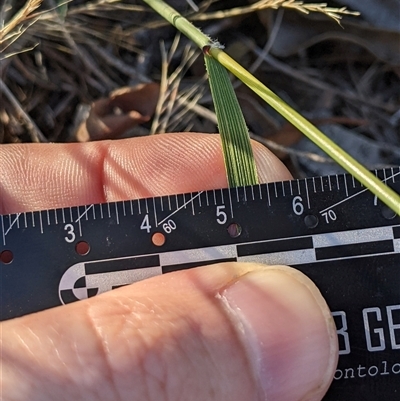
(220, 266, 338, 401)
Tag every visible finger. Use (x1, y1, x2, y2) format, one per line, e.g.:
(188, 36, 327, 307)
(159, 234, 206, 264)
(0, 133, 292, 214)
(2, 262, 338, 401)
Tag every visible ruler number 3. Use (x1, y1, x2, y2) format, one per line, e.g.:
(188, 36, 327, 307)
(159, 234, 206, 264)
(64, 224, 76, 243)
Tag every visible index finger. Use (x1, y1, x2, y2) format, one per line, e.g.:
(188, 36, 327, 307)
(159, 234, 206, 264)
(0, 133, 292, 214)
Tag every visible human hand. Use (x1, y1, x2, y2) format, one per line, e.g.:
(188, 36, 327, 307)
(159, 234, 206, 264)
(0, 133, 338, 401)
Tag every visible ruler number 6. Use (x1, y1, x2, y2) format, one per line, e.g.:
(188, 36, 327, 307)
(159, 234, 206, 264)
(216, 205, 227, 225)
(64, 224, 76, 243)
(292, 196, 304, 216)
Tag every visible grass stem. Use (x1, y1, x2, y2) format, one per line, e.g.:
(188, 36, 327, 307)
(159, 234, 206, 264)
(143, 0, 400, 213)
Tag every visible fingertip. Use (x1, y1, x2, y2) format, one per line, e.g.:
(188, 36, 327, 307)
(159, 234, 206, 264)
(218, 263, 338, 401)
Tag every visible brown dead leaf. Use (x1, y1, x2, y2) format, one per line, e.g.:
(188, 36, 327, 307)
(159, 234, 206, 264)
(76, 82, 160, 142)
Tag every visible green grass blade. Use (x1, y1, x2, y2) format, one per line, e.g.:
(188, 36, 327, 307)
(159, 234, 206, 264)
(204, 47, 258, 187)
(144, 0, 257, 187)
(208, 48, 400, 213)
(143, 0, 400, 214)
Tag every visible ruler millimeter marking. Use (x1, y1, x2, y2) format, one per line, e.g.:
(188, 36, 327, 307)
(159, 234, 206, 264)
(1, 168, 400, 401)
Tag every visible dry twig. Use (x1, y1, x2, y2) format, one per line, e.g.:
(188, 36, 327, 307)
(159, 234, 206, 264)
(0, 0, 42, 42)
(192, 0, 359, 24)
(0, 77, 47, 142)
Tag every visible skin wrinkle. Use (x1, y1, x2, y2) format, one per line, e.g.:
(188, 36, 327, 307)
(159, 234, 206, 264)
(19, 327, 65, 399)
(164, 321, 206, 401)
(174, 288, 256, 401)
(217, 288, 270, 400)
(184, 266, 262, 401)
(172, 344, 193, 401)
(186, 288, 241, 394)
(106, 139, 159, 199)
(14, 329, 37, 359)
(139, 313, 186, 401)
(133, 304, 190, 401)
(142, 349, 167, 400)
(84, 303, 124, 401)
(26, 305, 124, 401)
(97, 142, 113, 204)
(104, 149, 155, 201)
(102, 143, 129, 201)
(5, 331, 48, 400)
(69, 143, 108, 206)
(10, 333, 48, 399)
(89, 293, 169, 399)
(145, 338, 187, 401)
(87, 294, 171, 401)
(194, 325, 231, 400)
(46, 325, 72, 377)
(46, 334, 73, 386)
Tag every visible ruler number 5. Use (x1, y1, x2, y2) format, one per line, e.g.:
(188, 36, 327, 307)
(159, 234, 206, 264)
(64, 224, 76, 243)
(216, 205, 227, 225)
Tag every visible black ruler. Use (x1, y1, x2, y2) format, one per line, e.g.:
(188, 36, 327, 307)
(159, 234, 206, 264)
(1, 167, 400, 400)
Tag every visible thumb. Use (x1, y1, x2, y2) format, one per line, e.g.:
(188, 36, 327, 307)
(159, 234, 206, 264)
(2, 262, 338, 401)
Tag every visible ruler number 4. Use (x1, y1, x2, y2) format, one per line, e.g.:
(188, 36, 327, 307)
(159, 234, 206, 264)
(140, 214, 152, 234)
(140, 214, 177, 234)
(64, 224, 76, 243)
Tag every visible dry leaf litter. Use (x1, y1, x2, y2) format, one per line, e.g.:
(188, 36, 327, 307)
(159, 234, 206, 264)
(1, 0, 399, 177)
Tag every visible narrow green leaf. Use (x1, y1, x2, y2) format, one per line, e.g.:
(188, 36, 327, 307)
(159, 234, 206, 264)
(204, 47, 258, 187)
(208, 48, 400, 213)
(143, 0, 400, 213)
